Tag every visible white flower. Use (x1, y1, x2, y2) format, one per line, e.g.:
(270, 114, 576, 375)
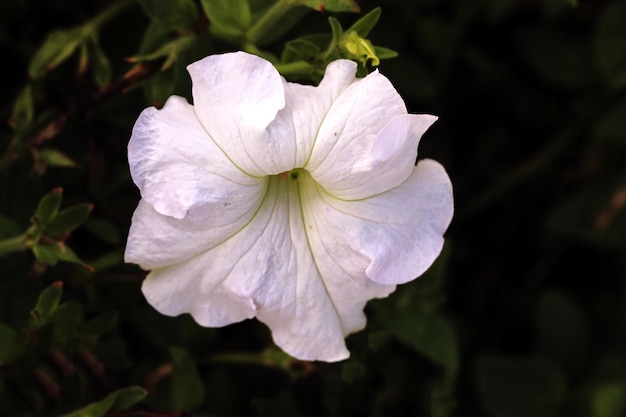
(125, 51, 453, 362)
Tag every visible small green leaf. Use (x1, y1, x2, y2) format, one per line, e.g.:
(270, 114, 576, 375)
(150, 65, 179, 108)
(44, 203, 93, 237)
(201, 0, 251, 37)
(596, 100, 626, 144)
(594, 2, 626, 89)
(592, 383, 626, 417)
(34, 188, 63, 227)
(54, 243, 87, 265)
(33, 242, 90, 269)
(341, 360, 366, 383)
(82, 312, 119, 335)
(0, 323, 20, 364)
(373, 46, 398, 60)
(138, 21, 169, 54)
(475, 354, 567, 417)
(10, 86, 34, 129)
(346, 7, 380, 37)
(29, 28, 84, 78)
(88, 36, 112, 87)
(32, 281, 63, 324)
(171, 346, 205, 410)
(37, 148, 78, 169)
(84, 218, 121, 245)
(282, 37, 322, 63)
(32, 243, 60, 265)
(60, 386, 147, 417)
(295, 0, 360, 13)
(139, 0, 199, 31)
(328, 16, 343, 45)
(533, 290, 588, 373)
(110, 386, 149, 410)
(390, 314, 458, 374)
(49, 301, 84, 348)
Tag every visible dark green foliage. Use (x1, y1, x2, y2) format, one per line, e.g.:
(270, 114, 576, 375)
(0, 0, 625, 416)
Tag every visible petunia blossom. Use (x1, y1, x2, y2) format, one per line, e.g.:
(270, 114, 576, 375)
(125, 51, 453, 362)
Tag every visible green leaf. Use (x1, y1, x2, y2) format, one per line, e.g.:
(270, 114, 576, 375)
(0, 323, 20, 364)
(475, 354, 567, 417)
(282, 37, 322, 63)
(82, 312, 119, 336)
(50, 301, 84, 346)
(341, 360, 366, 383)
(87, 36, 112, 87)
(110, 386, 149, 410)
(60, 386, 148, 417)
(84, 218, 121, 245)
(37, 148, 78, 168)
(346, 7, 380, 37)
(170, 346, 205, 410)
(32, 244, 59, 265)
(138, 20, 170, 54)
(150, 65, 180, 108)
(328, 16, 343, 45)
(373, 46, 398, 60)
(592, 383, 626, 417)
(295, 0, 360, 13)
(533, 290, 588, 374)
(54, 243, 87, 265)
(31, 281, 63, 324)
(33, 242, 90, 269)
(594, 2, 626, 89)
(596, 100, 626, 144)
(390, 314, 458, 374)
(10, 86, 34, 129)
(201, 0, 251, 35)
(34, 188, 63, 228)
(138, 0, 199, 31)
(44, 203, 93, 237)
(29, 28, 84, 78)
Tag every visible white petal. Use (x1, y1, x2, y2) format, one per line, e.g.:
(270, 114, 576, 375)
(125, 193, 265, 269)
(128, 95, 264, 221)
(306, 159, 453, 285)
(261, 59, 359, 173)
(141, 173, 394, 362)
(313, 114, 437, 199)
(307, 69, 410, 198)
(187, 52, 286, 176)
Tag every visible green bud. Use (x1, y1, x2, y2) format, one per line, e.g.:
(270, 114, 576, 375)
(340, 31, 380, 66)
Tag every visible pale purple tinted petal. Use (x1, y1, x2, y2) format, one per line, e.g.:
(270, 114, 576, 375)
(187, 52, 286, 176)
(306, 69, 407, 196)
(312, 114, 438, 199)
(128, 95, 263, 221)
(308, 159, 453, 285)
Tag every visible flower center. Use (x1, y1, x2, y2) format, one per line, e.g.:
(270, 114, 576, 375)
(279, 168, 304, 182)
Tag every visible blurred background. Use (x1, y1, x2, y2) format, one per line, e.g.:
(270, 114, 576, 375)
(1, 0, 625, 416)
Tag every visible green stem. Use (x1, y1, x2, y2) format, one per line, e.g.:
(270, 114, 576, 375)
(0, 235, 29, 257)
(274, 60, 313, 78)
(246, 0, 296, 44)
